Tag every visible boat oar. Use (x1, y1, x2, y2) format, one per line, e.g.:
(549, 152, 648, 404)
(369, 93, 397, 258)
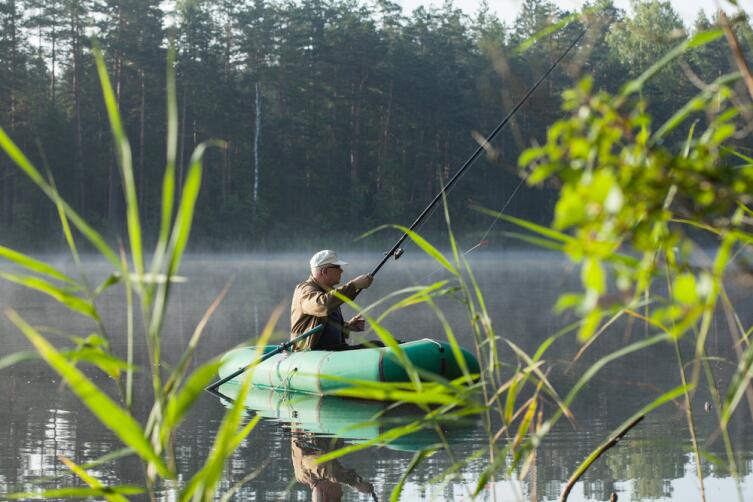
(205, 324, 324, 394)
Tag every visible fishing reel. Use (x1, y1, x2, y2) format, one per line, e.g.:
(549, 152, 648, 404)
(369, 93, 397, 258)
(393, 248, 404, 260)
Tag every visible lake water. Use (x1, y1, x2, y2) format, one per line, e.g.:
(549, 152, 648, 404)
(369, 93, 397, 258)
(1, 252, 752, 501)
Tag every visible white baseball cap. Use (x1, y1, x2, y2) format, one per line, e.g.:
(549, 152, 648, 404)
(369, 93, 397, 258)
(310, 250, 348, 269)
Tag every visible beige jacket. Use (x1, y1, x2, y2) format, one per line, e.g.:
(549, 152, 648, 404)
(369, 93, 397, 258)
(290, 276, 361, 350)
(291, 435, 363, 488)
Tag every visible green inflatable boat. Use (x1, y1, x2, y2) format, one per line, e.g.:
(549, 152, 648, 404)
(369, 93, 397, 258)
(217, 338, 479, 395)
(216, 384, 478, 451)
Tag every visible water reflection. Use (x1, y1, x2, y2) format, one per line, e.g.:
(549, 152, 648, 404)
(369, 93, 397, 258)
(291, 431, 375, 501)
(217, 383, 478, 452)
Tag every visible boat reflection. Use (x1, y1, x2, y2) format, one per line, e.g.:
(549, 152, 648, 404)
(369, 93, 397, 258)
(216, 382, 477, 452)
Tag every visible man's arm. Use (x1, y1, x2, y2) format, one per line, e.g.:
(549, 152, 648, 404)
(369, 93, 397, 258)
(298, 281, 359, 317)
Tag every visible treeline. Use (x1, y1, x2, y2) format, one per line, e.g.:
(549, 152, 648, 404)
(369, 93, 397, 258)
(0, 0, 746, 248)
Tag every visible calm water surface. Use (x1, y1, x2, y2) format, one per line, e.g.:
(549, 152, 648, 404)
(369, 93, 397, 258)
(1, 251, 753, 501)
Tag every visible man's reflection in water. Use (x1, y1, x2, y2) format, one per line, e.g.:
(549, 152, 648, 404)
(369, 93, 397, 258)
(291, 430, 375, 501)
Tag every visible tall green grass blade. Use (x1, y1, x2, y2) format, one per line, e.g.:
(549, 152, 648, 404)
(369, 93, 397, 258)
(150, 43, 178, 283)
(168, 143, 213, 276)
(505, 339, 572, 420)
(8, 310, 172, 479)
(164, 280, 232, 395)
(63, 347, 131, 378)
(0, 350, 39, 370)
(562, 384, 692, 499)
(653, 73, 739, 141)
(5, 487, 144, 499)
(59, 456, 129, 502)
(392, 224, 458, 276)
(722, 339, 753, 427)
(333, 291, 421, 387)
(0, 245, 76, 285)
(425, 298, 471, 381)
(621, 29, 724, 97)
(93, 48, 143, 277)
(373, 281, 451, 321)
(161, 360, 222, 447)
(80, 448, 136, 469)
(180, 308, 280, 501)
(390, 449, 437, 502)
(94, 273, 121, 297)
(0, 272, 97, 320)
(515, 11, 585, 54)
(475, 207, 574, 242)
(503, 232, 565, 251)
(0, 129, 119, 267)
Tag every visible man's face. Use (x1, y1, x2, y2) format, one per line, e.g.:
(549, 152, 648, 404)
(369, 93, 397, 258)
(319, 265, 343, 287)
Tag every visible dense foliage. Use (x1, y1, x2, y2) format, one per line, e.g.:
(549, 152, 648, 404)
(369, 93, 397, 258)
(0, 0, 746, 248)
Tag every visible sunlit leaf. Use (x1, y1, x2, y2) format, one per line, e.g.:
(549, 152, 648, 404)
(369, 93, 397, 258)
(59, 456, 129, 502)
(8, 311, 172, 479)
(0, 272, 98, 320)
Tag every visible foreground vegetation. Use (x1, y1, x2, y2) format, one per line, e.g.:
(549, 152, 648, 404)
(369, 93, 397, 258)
(2, 4, 753, 502)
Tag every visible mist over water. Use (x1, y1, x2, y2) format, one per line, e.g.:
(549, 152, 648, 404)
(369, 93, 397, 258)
(2, 251, 752, 500)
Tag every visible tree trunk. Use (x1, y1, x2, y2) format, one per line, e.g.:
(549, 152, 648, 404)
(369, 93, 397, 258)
(252, 80, 261, 215)
(71, 0, 84, 212)
(349, 70, 368, 191)
(139, 69, 145, 206)
(3, 0, 19, 226)
(178, 88, 187, 189)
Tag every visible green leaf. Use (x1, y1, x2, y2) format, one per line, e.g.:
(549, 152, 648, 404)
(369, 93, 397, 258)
(673, 273, 698, 305)
(63, 347, 132, 378)
(93, 48, 143, 277)
(474, 207, 574, 243)
(582, 258, 606, 294)
(686, 28, 724, 48)
(390, 449, 437, 502)
(59, 456, 129, 502)
(180, 308, 280, 501)
(554, 293, 582, 313)
(6, 487, 144, 499)
(0, 129, 119, 267)
(161, 359, 222, 446)
(578, 310, 603, 342)
(0, 245, 76, 285)
(8, 311, 172, 479)
(0, 272, 98, 320)
(0, 350, 39, 370)
(392, 224, 457, 276)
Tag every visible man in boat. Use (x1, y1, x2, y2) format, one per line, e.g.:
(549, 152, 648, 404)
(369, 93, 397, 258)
(290, 249, 376, 351)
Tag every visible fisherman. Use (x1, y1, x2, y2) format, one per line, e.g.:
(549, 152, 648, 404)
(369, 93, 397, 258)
(290, 249, 376, 351)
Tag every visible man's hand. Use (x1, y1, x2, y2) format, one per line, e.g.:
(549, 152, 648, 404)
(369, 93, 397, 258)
(352, 274, 373, 290)
(347, 315, 367, 332)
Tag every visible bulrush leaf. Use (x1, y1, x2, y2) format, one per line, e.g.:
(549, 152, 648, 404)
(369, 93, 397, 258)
(392, 224, 457, 276)
(5, 487, 144, 499)
(180, 307, 280, 501)
(161, 359, 222, 447)
(0, 272, 98, 320)
(0, 245, 76, 285)
(390, 449, 438, 502)
(59, 456, 130, 502)
(0, 128, 119, 267)
(93, 47, 143, 277)
(7, 310, 172, 479)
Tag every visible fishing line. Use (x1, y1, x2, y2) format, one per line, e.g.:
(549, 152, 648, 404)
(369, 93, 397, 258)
(370, 24, 590, 278)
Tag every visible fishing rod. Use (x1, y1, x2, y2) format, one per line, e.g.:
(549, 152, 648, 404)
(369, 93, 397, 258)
(369, 25, 589, 278)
